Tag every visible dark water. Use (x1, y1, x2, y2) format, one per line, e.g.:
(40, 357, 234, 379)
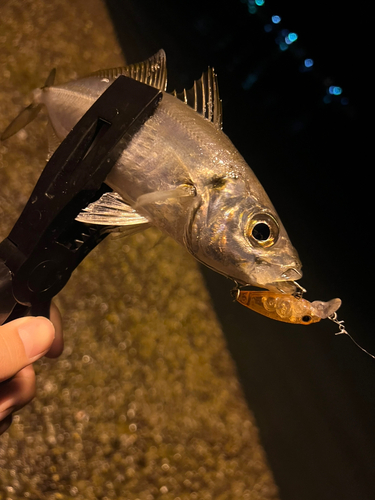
(105, 2, 374, 499)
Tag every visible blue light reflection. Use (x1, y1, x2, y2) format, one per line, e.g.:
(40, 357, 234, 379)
(285, 32, 298, 44)
(329, 86, 342, 95)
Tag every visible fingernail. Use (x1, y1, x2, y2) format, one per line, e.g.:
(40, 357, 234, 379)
(18, 318, 55, 361)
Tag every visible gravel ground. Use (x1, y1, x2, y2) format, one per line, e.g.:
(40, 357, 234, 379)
(0, 1, 279, 498)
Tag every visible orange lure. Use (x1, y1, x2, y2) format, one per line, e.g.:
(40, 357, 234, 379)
(233, 290, 341, 325)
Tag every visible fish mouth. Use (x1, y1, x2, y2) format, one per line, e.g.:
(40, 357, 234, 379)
(279, 268, 303, 281)
(263, 268, 304, 294)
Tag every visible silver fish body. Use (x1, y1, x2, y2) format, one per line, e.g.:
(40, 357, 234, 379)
(4, 52, 302, 290)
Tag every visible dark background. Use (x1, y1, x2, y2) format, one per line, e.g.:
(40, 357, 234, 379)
(104, 1, 373, 499)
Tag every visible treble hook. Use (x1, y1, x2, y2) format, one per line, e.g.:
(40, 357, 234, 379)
(329, 312, 375, 360)
(292, 280, 306, 299)
(230, 280, 242, 301)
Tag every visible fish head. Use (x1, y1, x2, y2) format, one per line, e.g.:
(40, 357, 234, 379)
(186, 165, 302, 291)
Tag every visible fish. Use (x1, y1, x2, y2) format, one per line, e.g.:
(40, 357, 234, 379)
(1, 50, 302, 291)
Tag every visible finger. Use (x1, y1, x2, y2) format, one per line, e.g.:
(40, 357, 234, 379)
(0, 316, 55, 382)
(45, 302, 64, 358)
(0, 365, 35, 419)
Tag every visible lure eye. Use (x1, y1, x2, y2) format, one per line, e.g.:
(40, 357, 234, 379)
(246, 213, 279, 248)
(302, 315, 312, 323)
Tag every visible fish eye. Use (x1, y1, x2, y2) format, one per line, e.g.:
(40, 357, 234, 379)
(246, 213, 279, 248)
(252, 223, 270, 241)
(302, 315, 312, 323)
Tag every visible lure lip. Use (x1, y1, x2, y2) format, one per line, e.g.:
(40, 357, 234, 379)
(310, 298, 342, 319)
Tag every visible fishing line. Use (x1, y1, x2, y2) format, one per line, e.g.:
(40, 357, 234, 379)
(329, 313, 375, 360)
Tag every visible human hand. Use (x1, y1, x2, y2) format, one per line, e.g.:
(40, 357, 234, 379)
(0, 303, 63, 435)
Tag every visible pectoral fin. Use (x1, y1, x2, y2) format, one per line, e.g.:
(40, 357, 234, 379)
(76, 192, 150, 229)
(135, 184, 196, 208)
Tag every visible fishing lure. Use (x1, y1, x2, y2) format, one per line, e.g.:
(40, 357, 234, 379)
(232, 289, 340, 324)
(233, 288, 375, 359)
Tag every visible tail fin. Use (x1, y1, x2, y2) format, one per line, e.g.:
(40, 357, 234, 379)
(1, 103, 43, 141)
(1, 68, 56, 141)
(42, 68, 56, 88)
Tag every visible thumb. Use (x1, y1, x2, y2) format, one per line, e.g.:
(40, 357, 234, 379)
(0, 317, 55, 382)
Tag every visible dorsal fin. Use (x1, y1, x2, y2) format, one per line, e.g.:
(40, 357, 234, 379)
(172, 67, 223, 130)
(90, 49, 167, 91)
